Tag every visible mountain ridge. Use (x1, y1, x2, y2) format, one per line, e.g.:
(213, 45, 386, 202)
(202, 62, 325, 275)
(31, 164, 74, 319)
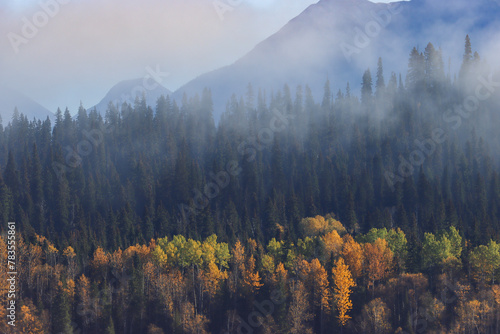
(89, 78, 172, 113)
(0, 86, 54, 124)
(172, 0, 500, 119)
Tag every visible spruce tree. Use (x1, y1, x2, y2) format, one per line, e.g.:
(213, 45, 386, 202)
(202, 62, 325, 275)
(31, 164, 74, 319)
(375, 57, 385, 98)
(52, 287, 73, 334)
(361, 69, 373, 105)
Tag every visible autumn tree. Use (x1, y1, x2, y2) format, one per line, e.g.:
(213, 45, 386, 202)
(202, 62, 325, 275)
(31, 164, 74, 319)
(18, 303, 45, 334)
(364, 239, 394, 291)
(180, 301, 209, 334)
(300, 215, 346, 237)
(90, 247, 110, 282)
(201, 261, 228, 301)
(332, 258, 356, 327)
(308, 258, 330, 333)
(469, 240, 500, 286)
(421, 227, 462, 271)
(76, 274, 92, 330)
(242, 254, 263, 294)
(288, 280, 313, 334)
(359, 228, 407, 271)
(63, 246, 77, 279)
(359, 298, 392, 334)
(341, 234, 364, 280)
(320, 230, 343, 261)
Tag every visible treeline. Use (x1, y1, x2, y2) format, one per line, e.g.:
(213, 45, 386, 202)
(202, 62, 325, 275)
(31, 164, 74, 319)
(0, 37, 499, 256)
(1, 216, 500, 333)
(0, 35, 499, 331)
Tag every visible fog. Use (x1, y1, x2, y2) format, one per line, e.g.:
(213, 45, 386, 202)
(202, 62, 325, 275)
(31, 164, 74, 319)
(0, 0, 411, 115)
(0, 0, 319, 112)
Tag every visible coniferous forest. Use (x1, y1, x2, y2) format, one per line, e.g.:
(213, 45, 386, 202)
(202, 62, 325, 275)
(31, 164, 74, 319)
(1, 38, 500, 333)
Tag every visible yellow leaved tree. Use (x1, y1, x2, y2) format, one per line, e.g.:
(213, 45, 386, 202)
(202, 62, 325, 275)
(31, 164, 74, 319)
(332, 257, 356, 327)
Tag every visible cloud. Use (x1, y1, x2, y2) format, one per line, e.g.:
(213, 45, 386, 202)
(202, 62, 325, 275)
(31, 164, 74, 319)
(0, 0, 317, 112)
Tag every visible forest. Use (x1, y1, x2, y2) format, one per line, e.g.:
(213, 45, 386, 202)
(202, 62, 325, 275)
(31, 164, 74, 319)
(1, 36, 500, 333)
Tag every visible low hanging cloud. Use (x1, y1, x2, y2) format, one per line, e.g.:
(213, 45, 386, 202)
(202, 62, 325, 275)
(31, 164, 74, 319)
(0, 0, 318, 112)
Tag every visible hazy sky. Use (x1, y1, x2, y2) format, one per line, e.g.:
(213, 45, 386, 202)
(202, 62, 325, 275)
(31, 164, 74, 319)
(0, 0, 397, 112)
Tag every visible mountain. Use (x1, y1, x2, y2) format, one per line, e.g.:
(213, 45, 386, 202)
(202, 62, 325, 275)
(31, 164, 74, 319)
(90, 78, 172, 113)
(174, 0, 500, 120)
(0, 86, 54, 124)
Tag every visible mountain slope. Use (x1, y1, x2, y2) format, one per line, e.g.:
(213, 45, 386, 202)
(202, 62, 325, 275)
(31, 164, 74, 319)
(90, 78, 172, 113)
(0, 86, 54, 124)
(174, 0, 500, 119)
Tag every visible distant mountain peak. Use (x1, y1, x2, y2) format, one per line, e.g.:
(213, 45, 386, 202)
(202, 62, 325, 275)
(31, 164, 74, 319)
(0, 86, 54, 123)
(90, 78, 172, 113)
(174, 0, 499, 120)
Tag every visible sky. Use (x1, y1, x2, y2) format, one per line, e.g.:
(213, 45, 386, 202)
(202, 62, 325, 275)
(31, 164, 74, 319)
(0, 0, 397, 113)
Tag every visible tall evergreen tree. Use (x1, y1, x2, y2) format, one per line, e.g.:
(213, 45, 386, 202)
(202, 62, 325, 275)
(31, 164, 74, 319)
(375, 57, 385, 98)
(361, 69, 373, 105)
(52, 286, 73, 334)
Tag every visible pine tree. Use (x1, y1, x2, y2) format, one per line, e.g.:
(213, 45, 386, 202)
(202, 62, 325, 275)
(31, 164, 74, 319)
(375, 57, 385, 98)
(52, 285, 73, 334)
(4, 151, 19, 195)
(361, 69, 373, 105)
(407, 47, 425, 93)
(321, 79, 332, 111)
(459, 34, 473, 81)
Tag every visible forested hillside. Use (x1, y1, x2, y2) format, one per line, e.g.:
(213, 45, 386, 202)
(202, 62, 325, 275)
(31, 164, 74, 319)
(1, 37, 500, 333)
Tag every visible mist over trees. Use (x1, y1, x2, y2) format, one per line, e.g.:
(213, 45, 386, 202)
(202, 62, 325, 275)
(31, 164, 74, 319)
(1, 36, 500, 333)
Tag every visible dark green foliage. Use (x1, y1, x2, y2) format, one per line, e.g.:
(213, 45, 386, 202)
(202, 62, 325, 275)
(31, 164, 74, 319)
(52, 287, 73, 334)
(0, 36, 498, 257)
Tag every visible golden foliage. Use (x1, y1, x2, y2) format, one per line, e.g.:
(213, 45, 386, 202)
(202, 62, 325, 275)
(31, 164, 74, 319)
(332, 258, 356, 326)
(201, 261, 228, 299)
(124, 244, 151, 262)
(76, 274, 92, 326)
(91, 247, 109, 269)
(454, 299, 494, 333)
(321, 230, 343, 260)
(309, 258, 330, 311)
(364, 239, 394, 289)
(152, 245, 168, 269)
(64, 278, 75, 305)
(300, 215, 346, 237)
(243, 255, 264, 293)
(273, 262, 288, 287)
(341, 234, 364, 279)
(18, 304, 45, 334)
(109, 248, 124, 273)
(62, 246, 76, 259)
(232, 240, 245, 272)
